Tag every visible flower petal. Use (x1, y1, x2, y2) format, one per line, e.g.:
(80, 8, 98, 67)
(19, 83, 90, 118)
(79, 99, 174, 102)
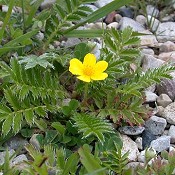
(69, 58, 83, 75)
(95, 61, 108, 73)
(83, 53, 96, 66)
(91, 73, 108, 80)
(77, 75, 91, 82)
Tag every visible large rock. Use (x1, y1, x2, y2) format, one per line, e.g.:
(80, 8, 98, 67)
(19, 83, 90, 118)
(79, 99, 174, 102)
(162, 102, 175, 125)
(121, 135, 139, 161)
(156, 22, 175, 42)
(145, 116, 167, 135)
(150, 136, 171, 152)
(119, 17, 145, 32)
(142, 55, 164, 72)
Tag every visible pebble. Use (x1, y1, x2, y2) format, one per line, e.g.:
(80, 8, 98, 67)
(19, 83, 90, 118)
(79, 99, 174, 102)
(145, 84, 156, 92)
(40, 0, 56, 9)
(141, 48, 154, 56)
(105, 11, 117, 24)
(119, 17, 145, 32)
(147, 15, 160, 32)
(107, 22, 119, 29)
(135, 137, 143, 150)
(114, 14, 122, 23)
(4, 136, 28, 153)
(95, 0, 113, 8)
(158, 51, 175, 62)
(155, 106, 165, 117)
(119, 6, 134, 18)
(118, 126, 145, 136)
(126, 162, 144, 169)
(145, 115, 167, 135)
(12, 154, 28, 165)
(146, 5, 159, 18)
(150, 136, 171, 152)
(156, 79, 175, 100)
(136, 15, 147, 26)
(156, 22, 175, 42)
(168, 125, 175, 143)
(145, 91, 158, 102)
(0, 149, 15, 165)
(156, 94, 172, 108)
(159, 41, 175, 53)
(121, 135, 139, 161)
(138, 150, 146, 162)
(86, 22, 107, 29)
(142, 129, 157, 149)
(141, 54, 164, 72)
(62, 38, 81, 48)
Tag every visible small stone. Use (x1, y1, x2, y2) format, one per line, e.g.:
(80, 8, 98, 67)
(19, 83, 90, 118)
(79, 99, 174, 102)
(4, 136, 28, 152)
(141, 48, 154, 56)
(86, 22, 106, 30)
(136, 15, 147, 26)
(12, 154, 28, 165)
(121, 135, 139, 161)
(63, 38, 81, 48)
(158, 51, 175, 62)
(142, 129, 157, 149)
(91, 42, 102, 58)
(107, 22, 119, 29)
(145, 116, 167, 135)
(159, 41, 175, 53)
(156, 94, 172, 108)
(156, 22, 175, 42)
(36, 32, 44, 41)
(163, 130, 169, 136)
(105, 11, 117, 24)
(40, 0, 56, 9)
(119, 17, 145, 32)
(126, 162, 144, 169)
(146, 5, 159, 18)
(156, 78, 175, 101)
(118, 126, 145, 136)
(162, 102, 175, 125)
(138, 150, 146, 162)
(29, 134, 41, 150)
(118, 6, 134, 18)
(139, 30, 159, 47)
(147, 15, 160, 32)
(145, 91, 158, 102)
(114, 14, 122, 23)
(168, 125, 175, 143)
(135, 137, 143, 150)
(0, 21, 3, 27)
(95, 0, 113, 8)
(155, 106, 165, 117)
(85, 4, 98, 12)
(142, 54, 164, 72)
(150, 136, 171, 152)
(0, 149, 15, 165)
(145, 84, 156, 92)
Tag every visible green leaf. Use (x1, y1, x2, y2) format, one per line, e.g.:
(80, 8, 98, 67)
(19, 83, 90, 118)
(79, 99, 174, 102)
(2, 115, 12, 135)
(51, 122, 65, 135)
(78, 144, 106, 175)
(13, 112, 23, 134)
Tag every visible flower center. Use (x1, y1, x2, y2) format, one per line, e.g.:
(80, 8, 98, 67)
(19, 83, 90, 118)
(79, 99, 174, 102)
(83, 65, 95, 76)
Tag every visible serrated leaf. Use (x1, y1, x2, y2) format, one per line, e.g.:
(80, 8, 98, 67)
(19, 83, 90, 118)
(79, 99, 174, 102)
(13, 113, 23, 134)
(2, 115, 12, 135)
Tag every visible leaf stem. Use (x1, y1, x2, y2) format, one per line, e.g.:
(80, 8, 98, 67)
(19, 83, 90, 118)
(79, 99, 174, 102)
(82, 83, 89, 106)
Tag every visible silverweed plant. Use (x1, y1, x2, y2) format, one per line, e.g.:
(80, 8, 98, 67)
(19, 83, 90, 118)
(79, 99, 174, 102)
(0, 0, 175, 174)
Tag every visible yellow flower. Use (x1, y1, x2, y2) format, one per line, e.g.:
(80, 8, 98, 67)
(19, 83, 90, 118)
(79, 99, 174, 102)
(69, 53, 108, 82)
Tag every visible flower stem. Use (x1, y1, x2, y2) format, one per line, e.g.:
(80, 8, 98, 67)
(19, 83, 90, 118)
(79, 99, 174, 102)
(82, 83, 89, 106)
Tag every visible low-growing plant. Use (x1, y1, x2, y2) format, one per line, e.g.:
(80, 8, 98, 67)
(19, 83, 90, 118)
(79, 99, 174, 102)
(0, 0, 175, 174)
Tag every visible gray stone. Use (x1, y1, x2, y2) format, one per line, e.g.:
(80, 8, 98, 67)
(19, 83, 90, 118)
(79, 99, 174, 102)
(150, 136, 171, 152)
(4, 136, 28, 152)
(121, 135, 139, 161)
(168, 125, 175, 143)
(85, 4, 98, 12)
(145, 91, 158, 102)
(142, 54, 164, 72)
(147, 15, 160, 32)
(119, 6, 134, 18)
(142, 129, 157, 149)
(156, 22, 175, 42)
(136, 15, 147, 26)
(63, 38, 81, 48)
(119, 17, 145, 32)
(0, 149, 15, 165)
(146, 5, 159, 18)
(107, 22, 119, 29)
(141, 48, 154, 56)
(114, 14, 122, 23)
(145, 84, 156, 92)
(126, 162, 144, 169)
(12, 154, 28, 165)
(40, 0, 56, 9)
(95, 0, 113, 8)
(119, 126, 145, 136)
(159, 41, 175, 53)
(158, 51, 175, 62)
(156, 94, 172, 108)
(145, 116, 167, 135)
(135, 137, 143, 150)
(155, 106, 165, 117)
(138, 150, 146, 162)
(86, 22, 107, 29)
(29, 134, 41, 150)
(156, 79, 175, 101)
(36, 32, 44, 41)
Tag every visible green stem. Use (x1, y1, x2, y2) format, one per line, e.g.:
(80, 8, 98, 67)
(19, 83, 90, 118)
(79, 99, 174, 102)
(82, 83, 89, 106)
(21, 0, 26, 32)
